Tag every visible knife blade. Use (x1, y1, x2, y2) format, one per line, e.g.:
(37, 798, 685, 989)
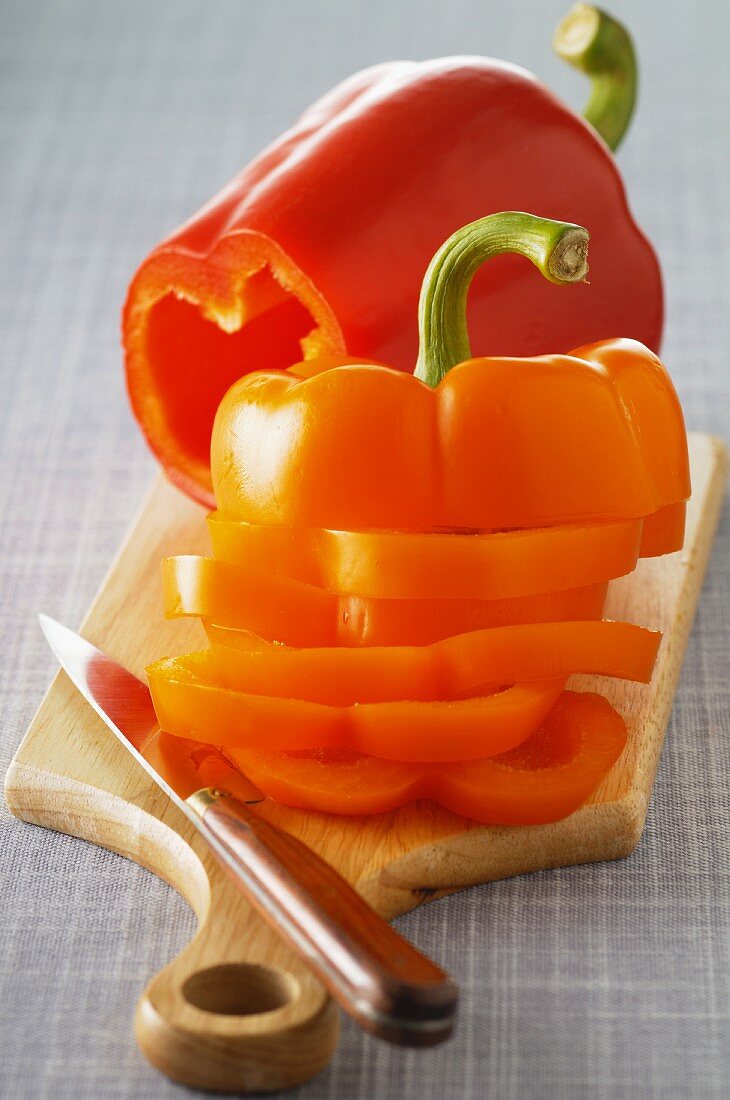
(39, 615, 458, 1045)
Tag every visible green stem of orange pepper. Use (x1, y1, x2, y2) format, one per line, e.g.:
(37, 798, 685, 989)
(414, 212, 589, 388)
(554, 4, 637, 152)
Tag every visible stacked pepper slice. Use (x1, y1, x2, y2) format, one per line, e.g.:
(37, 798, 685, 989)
(147, 212, 690, 825)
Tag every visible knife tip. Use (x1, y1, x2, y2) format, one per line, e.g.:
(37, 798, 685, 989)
(38, 613, 67, 650)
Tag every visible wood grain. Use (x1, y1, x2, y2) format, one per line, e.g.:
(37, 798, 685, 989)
(4, 431, 726, 1093)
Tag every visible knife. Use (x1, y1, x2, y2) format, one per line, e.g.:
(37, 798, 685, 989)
(39, 615, 458, 1046)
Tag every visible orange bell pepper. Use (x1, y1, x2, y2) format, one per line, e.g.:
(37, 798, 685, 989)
(146, 621, 657, 761)
(202, 620, 660, 705)
(219, 692, 627, 824)
(211, 216, 688, 532)
(163, 555, 610, 646)
(148, 211, 686, 824)
(212, 339, 689, 530)
(206, 513, 645, 599)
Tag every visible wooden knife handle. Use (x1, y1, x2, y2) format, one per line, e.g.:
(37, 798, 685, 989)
(188, 787, 458, 1045)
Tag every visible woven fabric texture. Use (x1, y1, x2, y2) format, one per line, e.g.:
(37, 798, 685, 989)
(0, 1, 728, 1097)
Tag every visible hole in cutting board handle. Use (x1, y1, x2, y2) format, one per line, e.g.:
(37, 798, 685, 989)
(182, 963, 298, 1016)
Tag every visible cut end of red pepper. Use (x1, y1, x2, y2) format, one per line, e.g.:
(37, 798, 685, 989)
(123, 230, 346, 507)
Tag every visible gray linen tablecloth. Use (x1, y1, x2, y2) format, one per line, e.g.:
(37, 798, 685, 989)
(1, 1, 728, 1097)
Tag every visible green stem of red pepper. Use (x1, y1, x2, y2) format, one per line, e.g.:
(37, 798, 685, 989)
(553, 3, 637, 152)
(414, 212, 589, 389)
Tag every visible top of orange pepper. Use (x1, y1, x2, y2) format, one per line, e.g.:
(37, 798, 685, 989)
(212, 212, 689, 530)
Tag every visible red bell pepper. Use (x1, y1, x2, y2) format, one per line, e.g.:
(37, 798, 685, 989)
(123, 5, 661, 508)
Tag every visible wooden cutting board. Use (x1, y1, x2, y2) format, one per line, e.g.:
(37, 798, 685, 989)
(5, 431, 726, 1094)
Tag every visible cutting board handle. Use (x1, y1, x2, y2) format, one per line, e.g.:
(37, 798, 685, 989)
(134, 869, 340, 1093)
(191, 787, 458, 1045)
(4, 757, 340, 1092)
